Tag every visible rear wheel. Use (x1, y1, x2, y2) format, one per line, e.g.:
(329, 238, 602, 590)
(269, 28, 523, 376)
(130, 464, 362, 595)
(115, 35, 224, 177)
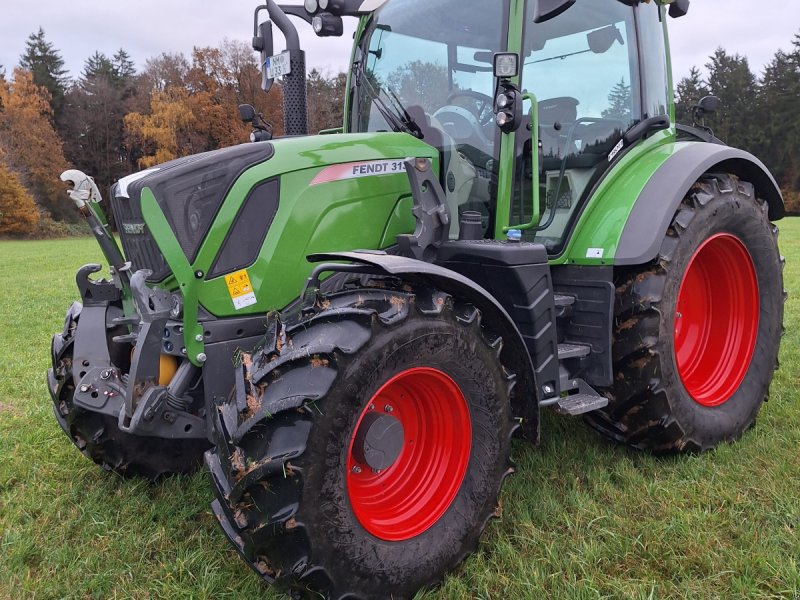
(587, 174, 785, 452)
(206, 284, 515, 599)
(49, 309, 209, 479)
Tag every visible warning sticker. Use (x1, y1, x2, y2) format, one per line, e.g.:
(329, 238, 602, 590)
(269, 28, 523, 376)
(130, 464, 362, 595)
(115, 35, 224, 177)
(225, 269, 257, 310)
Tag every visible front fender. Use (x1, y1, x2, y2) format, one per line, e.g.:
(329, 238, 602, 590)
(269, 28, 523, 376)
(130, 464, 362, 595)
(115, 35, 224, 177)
(308, 251, 541, 442)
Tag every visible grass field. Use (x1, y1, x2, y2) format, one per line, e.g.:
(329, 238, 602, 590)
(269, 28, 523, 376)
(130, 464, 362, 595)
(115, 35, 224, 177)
(1, 222, 798, 600)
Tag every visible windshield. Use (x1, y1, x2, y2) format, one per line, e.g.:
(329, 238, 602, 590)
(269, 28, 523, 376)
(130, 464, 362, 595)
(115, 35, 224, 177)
(350, 0, 507, 238)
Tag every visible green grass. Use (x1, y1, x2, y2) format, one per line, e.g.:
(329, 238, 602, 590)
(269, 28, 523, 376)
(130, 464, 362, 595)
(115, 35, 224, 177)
(1, 225, 799, 600)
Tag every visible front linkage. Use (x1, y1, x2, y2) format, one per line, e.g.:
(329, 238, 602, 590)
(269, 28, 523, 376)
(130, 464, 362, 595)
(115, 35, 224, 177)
(48, 171, 210, 478)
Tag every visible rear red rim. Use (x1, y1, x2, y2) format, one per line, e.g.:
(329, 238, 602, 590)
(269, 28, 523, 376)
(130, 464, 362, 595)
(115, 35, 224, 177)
(674, 233, 759, 407)
(346, 367, 472, 541)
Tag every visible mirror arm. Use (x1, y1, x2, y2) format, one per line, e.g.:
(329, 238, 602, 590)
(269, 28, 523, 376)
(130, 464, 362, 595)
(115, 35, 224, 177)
(279, 4, 314, 24)
(265, 0, 300, 49)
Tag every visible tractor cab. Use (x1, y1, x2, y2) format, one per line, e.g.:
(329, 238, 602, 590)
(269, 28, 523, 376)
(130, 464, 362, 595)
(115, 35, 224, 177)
(346, 0, 672, 251)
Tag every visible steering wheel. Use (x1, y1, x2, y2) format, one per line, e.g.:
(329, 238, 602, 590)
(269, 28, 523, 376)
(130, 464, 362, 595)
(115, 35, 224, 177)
(433, 90, 495, 148)
(445, 90, 495, 125)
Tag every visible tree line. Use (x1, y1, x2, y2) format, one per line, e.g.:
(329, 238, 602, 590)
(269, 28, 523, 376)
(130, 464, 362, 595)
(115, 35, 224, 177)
(1, 28, 798, 237)
(675, 34, 800, 211)
(0, 28, 345, 236)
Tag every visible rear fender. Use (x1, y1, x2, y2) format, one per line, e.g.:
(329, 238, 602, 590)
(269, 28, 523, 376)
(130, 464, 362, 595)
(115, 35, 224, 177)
(308, 251, 540, 443)
(615, 144, 784, 266)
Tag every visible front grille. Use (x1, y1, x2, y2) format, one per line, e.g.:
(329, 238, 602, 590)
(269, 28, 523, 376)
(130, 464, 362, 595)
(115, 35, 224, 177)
(111, 143, 275, 284)
(110, 183, 171, 282)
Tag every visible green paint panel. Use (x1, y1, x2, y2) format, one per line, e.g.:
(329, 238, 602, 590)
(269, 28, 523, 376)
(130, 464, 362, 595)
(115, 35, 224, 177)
(554, 130, 686, 266)
(142, 133, 437, 321)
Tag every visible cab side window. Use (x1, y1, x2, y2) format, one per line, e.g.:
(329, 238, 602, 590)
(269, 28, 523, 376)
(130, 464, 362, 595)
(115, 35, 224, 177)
(515, 0, 640, 250)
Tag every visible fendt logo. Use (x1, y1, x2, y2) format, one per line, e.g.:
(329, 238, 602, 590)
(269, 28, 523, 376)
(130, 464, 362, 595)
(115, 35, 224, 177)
(122, 222, 147, 235)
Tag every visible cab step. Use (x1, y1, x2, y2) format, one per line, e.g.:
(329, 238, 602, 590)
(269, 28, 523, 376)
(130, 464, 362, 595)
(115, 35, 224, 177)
(556, 393, 609, 416)
(557, 342, 591, 360)
(553, 294, 575, 307)
(553, 294, 576, 318)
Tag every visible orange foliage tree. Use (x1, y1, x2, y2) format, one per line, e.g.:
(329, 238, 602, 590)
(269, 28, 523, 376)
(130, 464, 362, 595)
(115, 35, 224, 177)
(0, 148, 40, 236)
(124, 87, 197, 167)
(0, 69, 72, 221)
(125, 41, 283, 168)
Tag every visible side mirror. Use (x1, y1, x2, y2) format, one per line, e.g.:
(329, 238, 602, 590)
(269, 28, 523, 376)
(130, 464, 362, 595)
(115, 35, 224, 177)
(533, 0, 576, 24)
(669, 0, 690, 18)
(587, 25, 624, 54)
(697, 95, 721, 115)
(253, 19, 275, 92)
(239, 104, 257, 123)
(692, 95, 720, 134)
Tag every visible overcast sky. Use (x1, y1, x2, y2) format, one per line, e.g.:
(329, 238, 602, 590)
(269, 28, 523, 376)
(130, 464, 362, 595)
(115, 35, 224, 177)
(0, 1, 797, 84)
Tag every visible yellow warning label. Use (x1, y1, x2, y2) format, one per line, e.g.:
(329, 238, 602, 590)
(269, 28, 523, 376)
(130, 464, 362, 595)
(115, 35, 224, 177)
(225, 269, 257, 310)
(226, 270, 253, 298)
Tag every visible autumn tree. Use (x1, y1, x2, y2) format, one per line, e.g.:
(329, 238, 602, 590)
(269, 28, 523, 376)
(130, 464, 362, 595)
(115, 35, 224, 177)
(0, 69, 72, 221)
(139, 52, 190, 94)
(0, 152, 40, 236)
(124, 87, 196, 167)
(126, 41, 285, 166)
(19, 28, 70, 118)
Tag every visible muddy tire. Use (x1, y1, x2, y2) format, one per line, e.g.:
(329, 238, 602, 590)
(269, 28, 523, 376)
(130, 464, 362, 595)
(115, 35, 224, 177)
(587, 174, 785, 453)
(206, 283, 515, 599)
(49, 305, 209, 480)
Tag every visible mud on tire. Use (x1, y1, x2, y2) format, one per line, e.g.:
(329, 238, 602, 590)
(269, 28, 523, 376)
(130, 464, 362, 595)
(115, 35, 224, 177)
(587, 173, 785, 453)
(206, 282, 516, 599)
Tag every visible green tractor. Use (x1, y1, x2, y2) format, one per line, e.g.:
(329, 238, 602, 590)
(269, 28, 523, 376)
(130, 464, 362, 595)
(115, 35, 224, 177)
(49, 0, 785, 597)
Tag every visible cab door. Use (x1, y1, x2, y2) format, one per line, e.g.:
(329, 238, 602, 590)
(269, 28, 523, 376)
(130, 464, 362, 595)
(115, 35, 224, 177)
(501, 0, 668, 254)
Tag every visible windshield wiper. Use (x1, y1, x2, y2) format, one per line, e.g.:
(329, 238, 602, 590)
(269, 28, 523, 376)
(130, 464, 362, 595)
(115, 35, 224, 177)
(385, 88, 423, 139)
(355, 62, 423, 139)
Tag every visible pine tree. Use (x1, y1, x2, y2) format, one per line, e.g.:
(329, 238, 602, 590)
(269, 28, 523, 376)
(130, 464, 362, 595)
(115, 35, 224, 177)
(112, 49, 136, 86)
(756, 50, 798, 190)
(675, 66, 710, 124)
(18, 28, 69, 117)
(601, 78, 632, 122)
(82, 51, 115, 82)
(705, 48, 758, 150)
(60, 49, 138, 196)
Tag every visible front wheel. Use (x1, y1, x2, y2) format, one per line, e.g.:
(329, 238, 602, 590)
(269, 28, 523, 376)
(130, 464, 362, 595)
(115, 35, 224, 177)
(588, 174, 785, 452)
(206, 284, 515, 599)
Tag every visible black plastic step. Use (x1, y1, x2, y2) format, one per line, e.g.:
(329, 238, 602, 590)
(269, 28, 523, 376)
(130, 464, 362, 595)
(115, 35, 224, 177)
(554, 294, 575, 307)
(558, 342, 591, 360)
(556, 393, 609, 416)
(554, 294, 576, 319)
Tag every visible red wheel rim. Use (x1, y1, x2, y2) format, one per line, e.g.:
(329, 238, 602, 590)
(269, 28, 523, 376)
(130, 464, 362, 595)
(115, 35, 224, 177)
(674, 233, 759, 407)
(346, 367, 472, 541)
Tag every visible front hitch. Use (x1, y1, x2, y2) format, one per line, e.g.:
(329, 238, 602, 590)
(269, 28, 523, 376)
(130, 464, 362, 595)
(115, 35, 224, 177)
(48, 265, 207, 441)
